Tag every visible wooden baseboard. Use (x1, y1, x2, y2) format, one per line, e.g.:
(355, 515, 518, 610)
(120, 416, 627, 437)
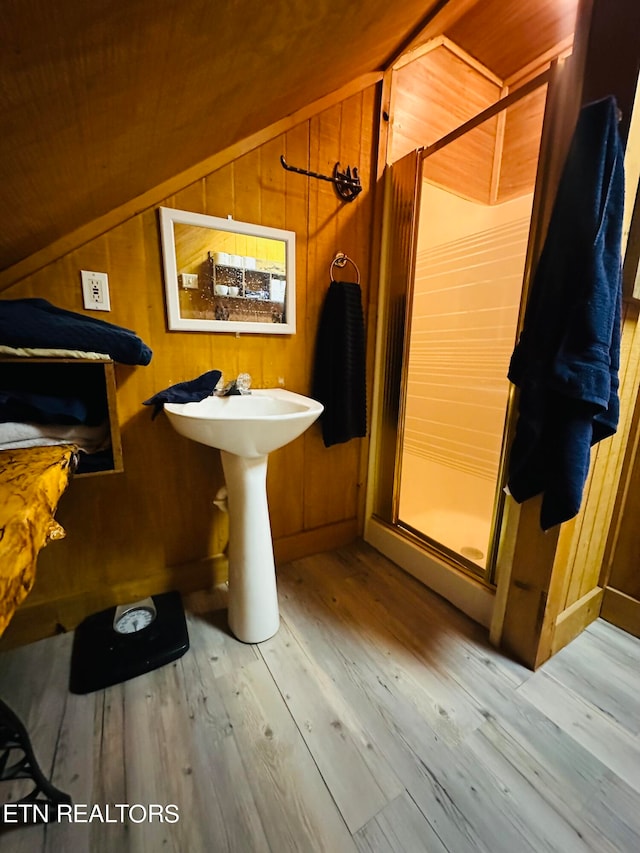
(274, 519, 359, 565)
(600, 586, 640, 639)
(0, 521, 359, 650)
(550, 586, 604, 656)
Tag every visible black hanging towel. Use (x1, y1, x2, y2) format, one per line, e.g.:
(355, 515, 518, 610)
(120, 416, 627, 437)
(312, 277, 367, 448)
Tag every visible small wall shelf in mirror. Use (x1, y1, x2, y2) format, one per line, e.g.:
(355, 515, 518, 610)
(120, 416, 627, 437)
(159, 207, 296, 334)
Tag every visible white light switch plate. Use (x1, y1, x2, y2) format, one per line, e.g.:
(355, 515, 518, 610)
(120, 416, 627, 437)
(81, 270, 111, 311)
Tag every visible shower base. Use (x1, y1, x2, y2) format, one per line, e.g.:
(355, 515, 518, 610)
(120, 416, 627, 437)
(398, 454, 495, 570)
(400, 506, 490, 568)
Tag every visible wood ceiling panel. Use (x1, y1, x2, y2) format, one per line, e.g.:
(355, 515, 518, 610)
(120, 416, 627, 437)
(446, 0, 579, 79)
(423, 114, 499, 204)
(0, 0, 439, 272)
(391, 46, 500, 164)
(497, 86, 547, 202)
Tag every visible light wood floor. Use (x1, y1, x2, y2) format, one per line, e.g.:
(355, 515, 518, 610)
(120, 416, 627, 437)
(1, 540, 639, 852)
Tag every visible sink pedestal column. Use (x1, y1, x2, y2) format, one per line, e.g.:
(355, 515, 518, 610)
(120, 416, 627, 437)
(220, 450, 280, 643)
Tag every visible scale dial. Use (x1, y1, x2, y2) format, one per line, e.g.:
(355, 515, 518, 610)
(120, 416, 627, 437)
(113, 597, 157, 634)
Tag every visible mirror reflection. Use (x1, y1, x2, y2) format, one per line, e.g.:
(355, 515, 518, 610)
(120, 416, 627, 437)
(159, 208, 296, 334)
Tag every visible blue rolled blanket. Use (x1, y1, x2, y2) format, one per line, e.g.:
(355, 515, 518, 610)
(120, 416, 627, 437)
(0, 390, 88, 425)
(0, 298, 152, 365)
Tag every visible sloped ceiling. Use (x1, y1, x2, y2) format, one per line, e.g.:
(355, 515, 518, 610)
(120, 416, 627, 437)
(446, 0, 577, 79)
(0, 0, 440, 276)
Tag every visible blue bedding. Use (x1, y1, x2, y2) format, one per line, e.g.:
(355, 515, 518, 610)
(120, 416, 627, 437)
(0, 298, 152, 365)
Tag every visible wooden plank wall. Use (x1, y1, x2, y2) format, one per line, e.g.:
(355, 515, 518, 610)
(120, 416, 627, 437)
(547, 301, 640, 654)
(0, 86, 378, 648)
(498, 88, 547, 202)
(390, 43, 501, 178)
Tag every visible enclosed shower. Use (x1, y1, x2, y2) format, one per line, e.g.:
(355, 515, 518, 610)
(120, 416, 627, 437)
(387, 50, 553, 577)
(397, 177, 535, 569)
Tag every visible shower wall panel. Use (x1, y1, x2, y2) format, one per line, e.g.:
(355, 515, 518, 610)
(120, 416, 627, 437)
(402, 185, 533, 484)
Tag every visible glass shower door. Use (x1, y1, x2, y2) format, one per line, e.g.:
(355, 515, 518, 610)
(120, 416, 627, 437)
(396, 87, 546, 575)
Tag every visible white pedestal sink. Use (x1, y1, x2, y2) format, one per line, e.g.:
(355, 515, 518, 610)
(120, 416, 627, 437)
(164, 389, 323, 643)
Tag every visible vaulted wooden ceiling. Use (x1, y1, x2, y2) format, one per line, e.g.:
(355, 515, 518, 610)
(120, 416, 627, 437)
(0, 0, 440, 276)
(0, 0, 580, 280)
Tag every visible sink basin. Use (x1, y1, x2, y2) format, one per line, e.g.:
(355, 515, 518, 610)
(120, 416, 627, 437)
(164, 387, 323, 644)
(164, 388, 323, 458)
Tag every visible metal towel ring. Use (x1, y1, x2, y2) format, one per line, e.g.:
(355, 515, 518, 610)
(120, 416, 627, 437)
(330, 252, 361, 284)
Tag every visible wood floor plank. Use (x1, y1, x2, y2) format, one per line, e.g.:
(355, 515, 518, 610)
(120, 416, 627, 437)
(123, 662, 213, 853)
(336, 542, 532, 686)
(43, 690, 95, 853)
(89, 685, 129, 853)
(580, 769, 640, 853)
(281, 555, 489, 745)
(214, 658, 358, 852)
(518, 670, 640, 793)
(187, 584, 357, 850)
(540, 629, 640, 735)
(183, 605, 283, 852)
(0, 635, 73, 852)
(355, 792, 449, 853)
(124, 650, 265, 852)
(588, 617, 640, 667)
(464, 723, 608, 853)
(261, 618, 403, 832)
(0, 633, 72, 763)
(308, 545, 530, 698)
(474, 711, 608, 825)
(277, 551, 639, 852)
(0, 822, 45, 852)
(186, 588, 260, 679)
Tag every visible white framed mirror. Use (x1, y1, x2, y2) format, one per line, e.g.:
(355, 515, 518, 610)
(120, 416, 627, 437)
(159, 207, 296, 334)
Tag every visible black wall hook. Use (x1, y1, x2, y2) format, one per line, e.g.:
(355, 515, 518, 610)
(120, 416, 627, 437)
(280, 155, 362, 202)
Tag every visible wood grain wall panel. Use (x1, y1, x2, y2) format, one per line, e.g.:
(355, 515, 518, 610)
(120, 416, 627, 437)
(602, 310, 640, 603)
(423, 116, 498, 204)
(391, 46, 500, 166)
(551, 284, 640, 635)
(303, 90, 376, 530)
(497, 87, 548, 201)
(0, 87, 377, 647)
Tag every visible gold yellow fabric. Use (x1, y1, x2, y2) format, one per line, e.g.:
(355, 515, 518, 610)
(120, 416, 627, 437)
(0, 446, 76, 636)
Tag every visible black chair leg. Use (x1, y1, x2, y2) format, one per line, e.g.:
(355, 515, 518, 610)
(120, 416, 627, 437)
(0, 698, 72, 825)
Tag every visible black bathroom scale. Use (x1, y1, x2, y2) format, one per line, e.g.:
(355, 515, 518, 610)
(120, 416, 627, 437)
(69, 590, 189, 694)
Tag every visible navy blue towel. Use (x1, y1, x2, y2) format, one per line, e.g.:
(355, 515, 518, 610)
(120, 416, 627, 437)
(0, 390, 88, 425)
(0, 298, 152, 365)
(143, 369, 222, 419)
(507, 96, 624, 530)
(312, 280, 366, 447)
